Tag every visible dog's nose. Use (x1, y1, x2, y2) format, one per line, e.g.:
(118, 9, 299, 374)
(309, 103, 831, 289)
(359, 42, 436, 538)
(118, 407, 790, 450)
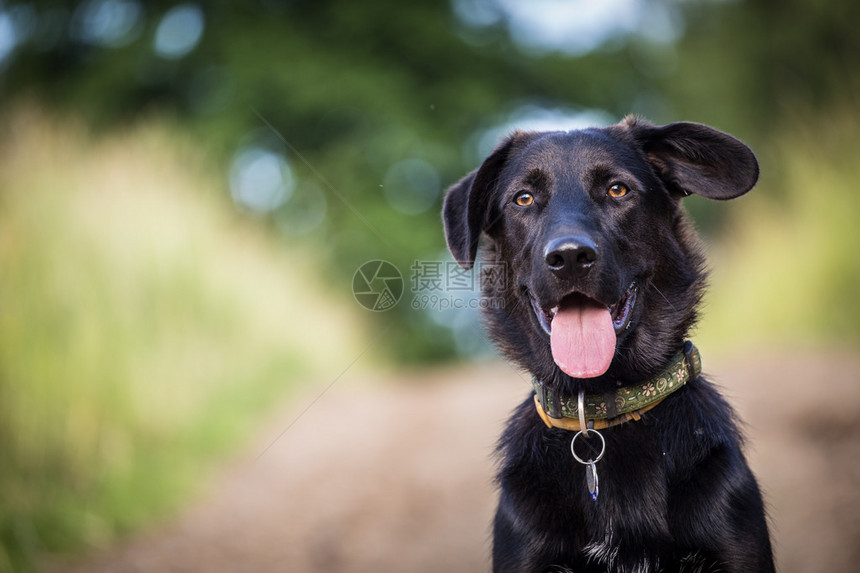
(544, 235, 598, 277)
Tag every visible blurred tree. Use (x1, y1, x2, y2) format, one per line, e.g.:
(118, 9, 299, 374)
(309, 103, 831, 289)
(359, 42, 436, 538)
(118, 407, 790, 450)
(667, 0, 860, 135)
(1, 0, 856, 360)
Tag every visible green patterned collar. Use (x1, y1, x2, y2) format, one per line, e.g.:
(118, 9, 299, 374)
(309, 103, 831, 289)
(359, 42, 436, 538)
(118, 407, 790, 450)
(534, 341, 702, 427)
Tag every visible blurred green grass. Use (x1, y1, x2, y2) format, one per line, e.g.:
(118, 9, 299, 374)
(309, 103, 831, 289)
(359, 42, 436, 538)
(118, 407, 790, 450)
(0, 110, 362, 572)
(698, 104, 860, 352)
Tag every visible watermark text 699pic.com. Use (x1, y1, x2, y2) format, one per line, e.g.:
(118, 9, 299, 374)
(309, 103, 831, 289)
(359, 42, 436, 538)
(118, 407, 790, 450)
(411, 293, 504, 311)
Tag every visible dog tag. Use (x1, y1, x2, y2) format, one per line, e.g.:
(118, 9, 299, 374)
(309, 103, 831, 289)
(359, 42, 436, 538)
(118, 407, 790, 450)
(570, 429, 606, 503)
(585, 462, 599, 501)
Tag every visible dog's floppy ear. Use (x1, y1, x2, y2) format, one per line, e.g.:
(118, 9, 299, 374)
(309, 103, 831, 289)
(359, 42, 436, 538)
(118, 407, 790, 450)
(626, 118, 759, 200)
(442, 133, 522, 269)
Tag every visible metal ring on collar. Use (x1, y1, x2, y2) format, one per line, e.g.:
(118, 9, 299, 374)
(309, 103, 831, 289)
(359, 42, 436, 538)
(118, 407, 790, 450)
(577, 391, 588, 437)
(570, 429, 606, 465)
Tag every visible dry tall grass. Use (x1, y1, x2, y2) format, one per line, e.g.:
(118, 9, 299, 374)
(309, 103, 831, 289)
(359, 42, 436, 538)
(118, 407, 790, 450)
(0, 109, 362, 571)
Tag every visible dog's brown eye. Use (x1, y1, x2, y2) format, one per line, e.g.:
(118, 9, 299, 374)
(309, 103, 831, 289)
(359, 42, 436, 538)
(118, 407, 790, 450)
(608, 183, 629, 198)
(514, 192, 534, 206)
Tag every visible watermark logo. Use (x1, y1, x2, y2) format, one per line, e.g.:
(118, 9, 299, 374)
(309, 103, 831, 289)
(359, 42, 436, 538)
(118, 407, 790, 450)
(353, 259, 508, 312)
(352, 260, 404, 311)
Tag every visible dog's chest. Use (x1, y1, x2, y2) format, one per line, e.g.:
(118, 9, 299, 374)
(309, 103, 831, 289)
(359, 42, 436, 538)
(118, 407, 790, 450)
(509, 424, 674, 549)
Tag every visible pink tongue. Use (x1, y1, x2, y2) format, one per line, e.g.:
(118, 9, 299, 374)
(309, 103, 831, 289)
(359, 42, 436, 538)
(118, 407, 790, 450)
(550, 296, 616, 378)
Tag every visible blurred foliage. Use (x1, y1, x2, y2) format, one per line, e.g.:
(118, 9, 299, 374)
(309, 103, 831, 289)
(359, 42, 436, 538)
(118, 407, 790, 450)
(0, 110, 363, 571)
(699, 103, 860, 351)
(1, 0, 858, 360)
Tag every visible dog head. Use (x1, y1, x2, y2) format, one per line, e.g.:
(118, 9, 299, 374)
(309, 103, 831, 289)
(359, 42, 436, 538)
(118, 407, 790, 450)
(442, 117, 758, 389)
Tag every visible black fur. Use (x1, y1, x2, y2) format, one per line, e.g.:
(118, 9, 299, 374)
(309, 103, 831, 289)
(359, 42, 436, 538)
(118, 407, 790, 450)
(443, 117, 774, 572)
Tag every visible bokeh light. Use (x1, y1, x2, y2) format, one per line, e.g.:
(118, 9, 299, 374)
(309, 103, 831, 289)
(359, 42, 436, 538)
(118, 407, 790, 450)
(382, 158, 441, 216)
(454, 0, 683, 56)
(153, 3, 204, 59)
(229, 147, 294, 214)
(70, 0, 142, 47)
(274, 180, 327, 235)
(470, 104, 614, 164)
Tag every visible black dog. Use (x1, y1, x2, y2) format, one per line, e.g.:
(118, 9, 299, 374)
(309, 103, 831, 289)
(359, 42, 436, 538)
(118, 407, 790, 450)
(443, 117, 775, 572)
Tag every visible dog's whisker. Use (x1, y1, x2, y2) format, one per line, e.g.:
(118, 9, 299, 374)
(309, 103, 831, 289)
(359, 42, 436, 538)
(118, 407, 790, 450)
(649, 282, 678, 312)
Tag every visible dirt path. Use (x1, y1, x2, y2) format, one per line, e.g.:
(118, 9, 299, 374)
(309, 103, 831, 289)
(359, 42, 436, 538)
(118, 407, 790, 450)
(53, 350, 860, 573)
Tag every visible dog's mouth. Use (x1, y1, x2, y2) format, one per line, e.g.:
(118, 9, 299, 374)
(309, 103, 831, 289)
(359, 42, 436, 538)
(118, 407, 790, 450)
(529, 282, 638, 379)
(530, 282, 638, 336)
